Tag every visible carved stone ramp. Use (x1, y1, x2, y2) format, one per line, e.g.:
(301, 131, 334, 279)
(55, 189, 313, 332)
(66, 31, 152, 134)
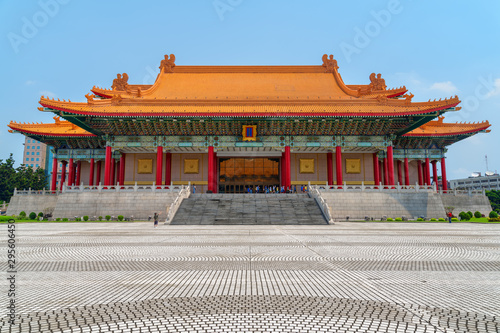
(170, 193, 328, 225)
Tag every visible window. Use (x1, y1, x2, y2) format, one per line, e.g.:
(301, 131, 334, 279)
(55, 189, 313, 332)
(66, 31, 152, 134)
(30, 164, 33, 167)
(31, 152, 34, 155)
(27, 139, 30, 143)
(37, 146, 40, 149)
(31, 158, 34, 161)
(37, 152, 40, 155)
(35, 164, 39, 167)
(26, 152, 29, 156)
(36, 158, 39, 161)
(26, 158, 29, 161)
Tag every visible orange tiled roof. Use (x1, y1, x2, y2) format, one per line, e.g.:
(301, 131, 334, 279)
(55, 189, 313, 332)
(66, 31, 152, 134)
(405, 116, 491, 137)
(40, 54, 461, 118)
(39, 95, 461, 118)
(8, 117, 95, 137)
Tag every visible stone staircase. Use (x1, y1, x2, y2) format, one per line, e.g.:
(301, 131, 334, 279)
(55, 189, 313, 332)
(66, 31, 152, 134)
(170, 193, 328, 225)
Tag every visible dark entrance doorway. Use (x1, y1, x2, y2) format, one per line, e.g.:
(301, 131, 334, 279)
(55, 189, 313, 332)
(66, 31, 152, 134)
(218, 157, 280, 193)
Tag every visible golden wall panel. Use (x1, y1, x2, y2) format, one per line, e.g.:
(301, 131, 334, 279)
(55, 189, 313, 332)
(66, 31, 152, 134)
(184, 159, 199, 174)
(345, 158, 361, 174)
(299, 158, 315, 174)
(137, 159, 153, 174)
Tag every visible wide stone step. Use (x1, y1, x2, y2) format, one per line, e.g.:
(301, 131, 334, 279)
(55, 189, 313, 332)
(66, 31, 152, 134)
(171, 194, 327, 225)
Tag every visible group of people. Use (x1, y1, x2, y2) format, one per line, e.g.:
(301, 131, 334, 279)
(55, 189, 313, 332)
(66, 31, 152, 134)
(245, 185, 308, 194)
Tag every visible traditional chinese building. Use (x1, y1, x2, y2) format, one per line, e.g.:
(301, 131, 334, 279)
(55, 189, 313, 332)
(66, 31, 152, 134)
(8, 54, 491, 194)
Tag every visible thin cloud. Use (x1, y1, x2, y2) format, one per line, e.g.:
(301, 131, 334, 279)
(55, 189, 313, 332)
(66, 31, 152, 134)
(486, 78, 500, 98)
(430, 81, 458, 94)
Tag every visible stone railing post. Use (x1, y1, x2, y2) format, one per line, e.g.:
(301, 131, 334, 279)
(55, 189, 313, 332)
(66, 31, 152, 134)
(134, 181, 138, 192)
(361, 181, 365, 191)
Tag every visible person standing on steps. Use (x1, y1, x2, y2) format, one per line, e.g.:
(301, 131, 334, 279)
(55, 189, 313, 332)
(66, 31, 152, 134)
(154, 212, 161, 228)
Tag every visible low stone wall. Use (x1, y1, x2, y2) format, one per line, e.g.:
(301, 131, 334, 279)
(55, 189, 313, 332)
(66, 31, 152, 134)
(8, 192, 179, 220)
(440, 194, 492, 216)
(321, 192, 447, 221)
(6, 195, 59, 216)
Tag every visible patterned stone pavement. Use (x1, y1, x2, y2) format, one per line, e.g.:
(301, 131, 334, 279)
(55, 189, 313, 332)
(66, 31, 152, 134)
(0, 222, 499, 332)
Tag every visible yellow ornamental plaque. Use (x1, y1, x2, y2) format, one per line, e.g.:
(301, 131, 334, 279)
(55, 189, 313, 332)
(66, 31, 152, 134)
(137, 159, 153, 174)
(184, 159, 199, 174)
(345, 159, 361, 174)
(299, 159, 315, 174)
(242, 125, 257, 141)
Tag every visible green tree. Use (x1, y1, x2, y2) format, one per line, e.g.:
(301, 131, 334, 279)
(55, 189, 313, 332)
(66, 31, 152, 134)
(0, 154, 16, 202)
(0, 154, 48, 203)
(486, 190, 500, 213)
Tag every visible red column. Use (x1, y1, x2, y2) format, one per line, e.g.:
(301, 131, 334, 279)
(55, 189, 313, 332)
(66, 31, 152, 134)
(213, 151, 218, 193)
(373, 153, 380, 187)
(60, 161, 67, 191)
(156, 146, 163, 186)
(281, 152, 285, 187)
(96, 160, 102, 186)
(432, 160, 438, 190)
(425, 157, 431, 186)
(404, 158, 410, 186)
(397, 160, 402, 186)
(336, 146, 343, 188)
(417, 160, 423, 186)
(378, 161, 383, 186)
(387, 146, 395, 187)
(285, 146, 291, 190)
(67, 158, 74, 186)
(51, 157, 58, 191)
(76, 161, 82, 186)
(119, 154, 125, 186)
(327, 152, 334, 186)
(441, 157, 448, 192)
(208, 146, 214, 192)
(89, 159, 95, 186)
(110, 159, 115, 186)
(383, 157, 388, 186)
(104, 146, 112, 186)
(165, 152, 172, 186)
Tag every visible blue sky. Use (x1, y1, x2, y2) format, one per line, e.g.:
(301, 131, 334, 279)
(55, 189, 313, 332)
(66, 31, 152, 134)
(1, 0, 499, 179)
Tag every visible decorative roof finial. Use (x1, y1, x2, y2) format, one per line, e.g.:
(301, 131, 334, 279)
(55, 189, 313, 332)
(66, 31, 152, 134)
(369, 73, 387, 91)
(160, 54, 176, 73)
(322, 54, 338, 73)
(111, 73, 129, 91)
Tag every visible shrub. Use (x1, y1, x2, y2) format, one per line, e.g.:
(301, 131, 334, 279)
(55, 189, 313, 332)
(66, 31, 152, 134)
(83, 215, 89, 221)
(19, 211, 26, 219)
(474, 211, 482, 218)
(386, 217, 393, 221)
(56, 218, 61, 222)
(62, 218, 68, 222)
(451, 218, 458, 221)
(75, 217, 81, 221)
(29, 212, 37, 220)
(98, 216, 103, 221)
(459, 212, 467, 220)
(105, 215, 111, 221)
(38, 212, 44, 217)
(438, 218, 446, 221)
(488, 217, 500, 222)
(489, 211, 499, 218)
(117, 215, 124, 221)
(395, 217, 402, 221)
(430, 218, 437, 221)
(417, 218, 424, 221)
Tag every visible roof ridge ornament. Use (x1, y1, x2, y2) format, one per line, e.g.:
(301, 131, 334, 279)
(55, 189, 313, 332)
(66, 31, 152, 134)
(111, 94, 123, 105)
(322, 54, 338, 73)
(369, 73, 387, 91)
(160, 54, 176, 73)
(85, 93, 95, 105)
(112, 73, 129, 91)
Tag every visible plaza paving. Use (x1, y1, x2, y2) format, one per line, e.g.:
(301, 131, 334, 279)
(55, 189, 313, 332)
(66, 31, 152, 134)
(0, 222, 499, 332)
